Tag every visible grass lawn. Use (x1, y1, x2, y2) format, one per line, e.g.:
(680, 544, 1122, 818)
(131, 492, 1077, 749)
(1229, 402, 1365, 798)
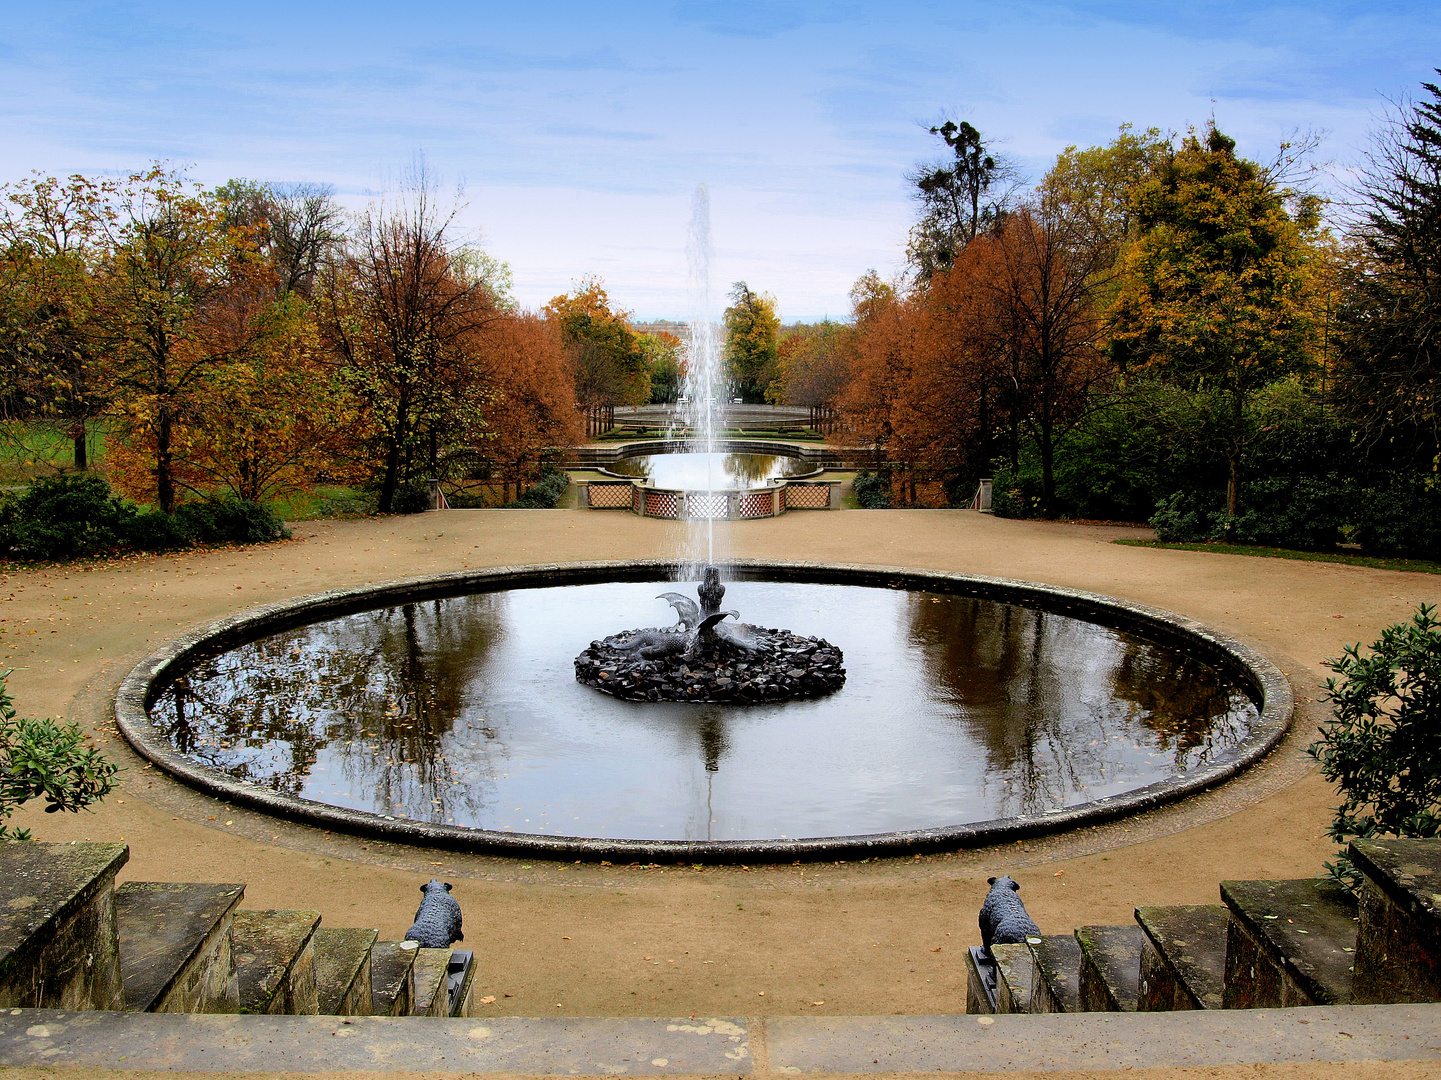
(0, 420, 108, 484)
(1115, 537, 1441, 575)
(271, 486, 376, 520)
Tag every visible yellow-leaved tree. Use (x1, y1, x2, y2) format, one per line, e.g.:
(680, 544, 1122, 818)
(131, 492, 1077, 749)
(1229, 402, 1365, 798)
(1107, 124, 1320, 522)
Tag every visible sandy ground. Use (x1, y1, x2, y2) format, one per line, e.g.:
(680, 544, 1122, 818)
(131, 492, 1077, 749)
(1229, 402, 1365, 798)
(6, 509, 1440, 1037)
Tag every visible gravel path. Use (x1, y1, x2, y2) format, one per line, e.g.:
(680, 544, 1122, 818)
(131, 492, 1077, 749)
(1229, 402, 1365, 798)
(8, 508, 1438, 1024)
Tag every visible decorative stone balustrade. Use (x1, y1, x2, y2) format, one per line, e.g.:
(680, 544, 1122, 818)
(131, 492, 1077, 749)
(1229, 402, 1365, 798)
(580, 478, 838, 518)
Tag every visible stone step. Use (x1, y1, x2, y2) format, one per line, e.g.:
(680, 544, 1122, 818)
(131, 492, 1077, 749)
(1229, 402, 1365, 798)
(1076, 925, 1145, 1012)
(1029, 935, 1082, 1014)
(1221, 878, 1358, 1008)
(990, 943, 1036, 1014)
(411, 948, 454, 1017)
(232, 910, 321, 1015)
(0, 840, 128, 1011)
(314, 927, 378, 1016)
(1349, 838, 1441, 1004)
(1134, 905, 1229, 1011)
(370, 941, 420, 1017)
(116, 881, 244, 1013)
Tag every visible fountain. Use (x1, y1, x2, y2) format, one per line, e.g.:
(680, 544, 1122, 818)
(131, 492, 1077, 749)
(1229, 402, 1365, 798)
(571, 189, 846, 705)
(573, 565, 846, 702)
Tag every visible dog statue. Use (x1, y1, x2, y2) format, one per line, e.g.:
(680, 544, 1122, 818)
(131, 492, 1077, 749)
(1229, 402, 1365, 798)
(978, 874, 1041, 956)
(404, 879, 464, 948)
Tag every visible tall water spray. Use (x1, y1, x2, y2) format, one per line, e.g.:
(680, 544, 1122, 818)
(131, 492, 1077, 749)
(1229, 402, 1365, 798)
(681, 185, 724, 572)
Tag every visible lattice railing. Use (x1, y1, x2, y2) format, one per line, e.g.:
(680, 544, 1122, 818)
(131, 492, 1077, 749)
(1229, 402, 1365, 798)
(737, 491, 772, 518)
(586, 481, 635, 509)
(644, 490, 682, 519)
(686, 493, 730, 520)
(786, 483, 832, 510)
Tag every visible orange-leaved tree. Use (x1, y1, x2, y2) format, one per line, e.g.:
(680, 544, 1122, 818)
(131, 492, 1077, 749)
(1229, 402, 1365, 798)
(463, 312, 583, 503)
(94, 166, 275, 512)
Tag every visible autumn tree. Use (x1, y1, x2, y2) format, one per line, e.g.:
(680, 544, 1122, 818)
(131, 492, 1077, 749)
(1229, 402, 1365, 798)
(91, 167, 274, 512)
(184, 291, 353, 502)
(215, 179, 344, 298)
(972, 203, 1117, 513)
(546, 277, 649, 426)
(838, 273, 918, 469)
(0, 172, 114, 470)
(1334, 75, 1441, 467)
(1040, 126, 1171, 252)
(319, 182, 503, 512)
(1108, 124, 1320, 521)
(463, 312, 583, 501)
(774, 320, 853, 408)
(907, 120, 1020, 280)
(723, 282, 780, 402)
(638, 330, 684, 403)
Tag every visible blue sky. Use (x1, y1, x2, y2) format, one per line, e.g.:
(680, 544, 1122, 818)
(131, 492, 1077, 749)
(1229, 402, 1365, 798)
(3, 1, 1437, 320)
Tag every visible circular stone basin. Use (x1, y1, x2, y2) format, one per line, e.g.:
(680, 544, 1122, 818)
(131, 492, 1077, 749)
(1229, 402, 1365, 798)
(118, 562, 1291, 861)
(606, 451, 810, 488)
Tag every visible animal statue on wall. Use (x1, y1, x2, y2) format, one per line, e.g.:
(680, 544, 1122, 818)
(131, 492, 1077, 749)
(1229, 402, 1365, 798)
(404, 879, 464, 949)
(978, 874, 1041, 957)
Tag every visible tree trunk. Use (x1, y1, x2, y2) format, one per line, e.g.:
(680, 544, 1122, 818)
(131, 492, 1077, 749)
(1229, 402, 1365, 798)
(71, 422, 87, 472)
(1039, 419, 1056, 518)
(379, 443, 401, 513)
(1225, 392, 1243, 533)
(155, 408, 175, 513)
(1226, 451, 1241, 521)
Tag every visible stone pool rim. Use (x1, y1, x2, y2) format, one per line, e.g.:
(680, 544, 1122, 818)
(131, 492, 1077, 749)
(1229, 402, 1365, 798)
(115, 559, 1293, 864)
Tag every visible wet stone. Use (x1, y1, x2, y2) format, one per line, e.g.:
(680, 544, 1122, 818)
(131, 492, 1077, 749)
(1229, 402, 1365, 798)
(575, 626, 846, 703)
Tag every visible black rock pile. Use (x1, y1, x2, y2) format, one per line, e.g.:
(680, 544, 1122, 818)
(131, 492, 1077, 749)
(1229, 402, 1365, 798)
(575, 628, 846, 703)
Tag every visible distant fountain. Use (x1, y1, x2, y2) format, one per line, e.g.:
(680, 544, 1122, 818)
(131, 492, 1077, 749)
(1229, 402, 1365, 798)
(680, 184, 725, 573)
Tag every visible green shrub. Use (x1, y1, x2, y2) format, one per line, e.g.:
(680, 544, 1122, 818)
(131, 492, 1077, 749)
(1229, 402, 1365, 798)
(0, 476, 289, 560)
(852, 470, 892, 509)
(1232, 476, 1348, 551)
(126, 510, 191, 551)
(0, 670, 119, 840)
(392, 482, 432, 514)
(503, 467, 570, 509)
(1353, 477, 1441, 559)
(989, 464, 1043, 519)
(4, 474, 136, 559)
(1308, 604, 1441, 892)
(175, 496, 289, 544)
(1149, 491, 1225, 542)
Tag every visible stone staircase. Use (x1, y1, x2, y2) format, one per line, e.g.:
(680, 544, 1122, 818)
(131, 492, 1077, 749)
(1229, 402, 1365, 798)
(967, 837, 1441, 1016)
(0, 841, 476, 1018)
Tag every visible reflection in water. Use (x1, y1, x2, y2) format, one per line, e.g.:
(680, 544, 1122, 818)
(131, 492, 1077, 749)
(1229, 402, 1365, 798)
(151, 582, 1259, 841)
(607, 452, 809, 489)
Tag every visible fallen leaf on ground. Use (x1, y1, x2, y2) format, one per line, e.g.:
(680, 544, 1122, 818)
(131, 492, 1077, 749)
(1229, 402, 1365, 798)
(478, 996, 496, 1005)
